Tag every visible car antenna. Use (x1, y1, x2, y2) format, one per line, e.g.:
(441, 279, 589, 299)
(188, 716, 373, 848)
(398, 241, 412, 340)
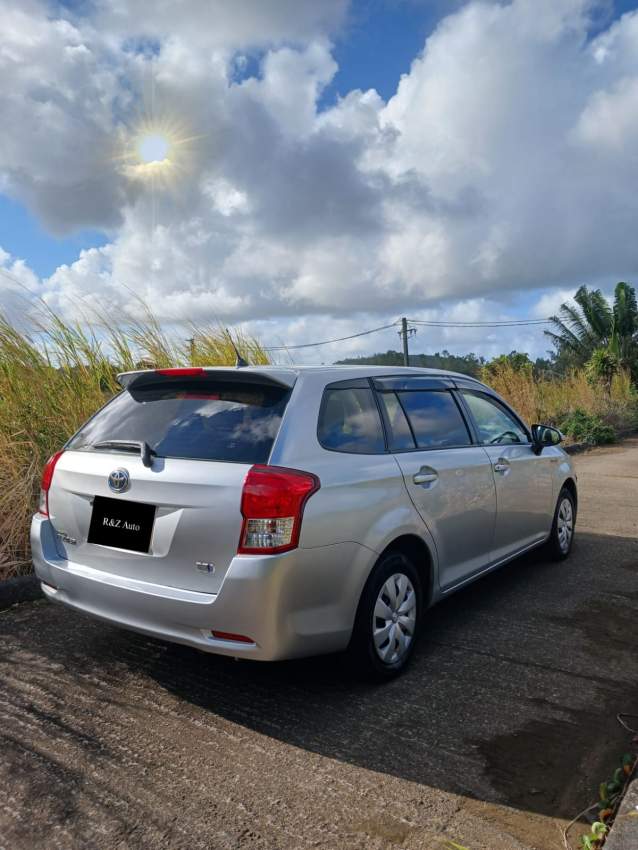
(226, 328, 249, 368)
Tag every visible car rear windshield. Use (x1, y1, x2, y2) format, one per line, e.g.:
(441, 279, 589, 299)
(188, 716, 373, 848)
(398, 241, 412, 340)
(67, 379, 291, 464)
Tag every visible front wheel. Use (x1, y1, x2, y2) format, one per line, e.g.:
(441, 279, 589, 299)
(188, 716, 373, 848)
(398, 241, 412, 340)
(546, 487, 576, 561)
(346, 552, 422, 680)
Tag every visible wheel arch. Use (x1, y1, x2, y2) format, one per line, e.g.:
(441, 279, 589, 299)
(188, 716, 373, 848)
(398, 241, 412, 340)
(561, 476, 578, 514)
(377, 534, 435, 607)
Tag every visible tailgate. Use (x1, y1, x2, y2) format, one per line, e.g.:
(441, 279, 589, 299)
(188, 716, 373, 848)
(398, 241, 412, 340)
(48, 450, 248, 594)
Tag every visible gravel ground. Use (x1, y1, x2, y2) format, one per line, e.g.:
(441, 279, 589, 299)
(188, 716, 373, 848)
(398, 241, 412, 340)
(1, 441, 638, 850)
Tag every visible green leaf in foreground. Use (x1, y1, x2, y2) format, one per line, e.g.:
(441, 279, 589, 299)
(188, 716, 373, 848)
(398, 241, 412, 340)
(590, 821, 607, 838)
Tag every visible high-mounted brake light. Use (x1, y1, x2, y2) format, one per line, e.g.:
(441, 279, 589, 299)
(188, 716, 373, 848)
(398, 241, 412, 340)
(238, 465, 320, 555)
(38, 450, 64, 517)
(155, 367, 205, 377)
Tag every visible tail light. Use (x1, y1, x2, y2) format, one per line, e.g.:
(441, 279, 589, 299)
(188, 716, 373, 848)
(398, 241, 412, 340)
(38, 450, 64, 517)
(211, 631, 254, 644)
(238, 465, 320, 554)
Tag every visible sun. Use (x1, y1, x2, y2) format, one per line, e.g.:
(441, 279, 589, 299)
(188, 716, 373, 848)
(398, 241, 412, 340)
(138, 133, 170, 164)
(115, 114, 203, 188)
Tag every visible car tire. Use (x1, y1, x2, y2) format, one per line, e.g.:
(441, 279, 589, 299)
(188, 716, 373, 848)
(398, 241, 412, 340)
(545, 486, 576, 561)
(346, 551, 423, 681)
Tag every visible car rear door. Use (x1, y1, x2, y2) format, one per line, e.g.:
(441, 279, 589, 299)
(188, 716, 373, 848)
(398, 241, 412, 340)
(374, 377, 497, 591)
(47, 371, 293, 594)
(458, 388, 554, 562)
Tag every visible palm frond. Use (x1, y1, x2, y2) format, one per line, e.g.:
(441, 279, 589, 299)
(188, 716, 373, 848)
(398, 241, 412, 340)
(574, 285, 613, 342)
(614, 282, 638, 339)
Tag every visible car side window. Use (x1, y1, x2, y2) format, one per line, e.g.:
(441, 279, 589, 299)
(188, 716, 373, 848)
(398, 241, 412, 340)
(318, 387, 385, 454)
(461, 391, 529, 445)
(378, 392, 416, 450)
(392, 390, 471, 449)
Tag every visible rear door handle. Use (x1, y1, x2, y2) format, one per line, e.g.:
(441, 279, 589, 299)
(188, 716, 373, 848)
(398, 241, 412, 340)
(493, 458, 510, 474)
(413, 468, 438, 486)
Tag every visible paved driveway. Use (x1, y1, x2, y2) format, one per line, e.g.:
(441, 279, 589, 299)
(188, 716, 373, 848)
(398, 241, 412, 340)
(2, 441, 638, 850)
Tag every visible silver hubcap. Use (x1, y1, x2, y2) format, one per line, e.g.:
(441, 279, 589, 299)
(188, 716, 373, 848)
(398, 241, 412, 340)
(557, 498, 573, 553)
(373, 573, 417, 664)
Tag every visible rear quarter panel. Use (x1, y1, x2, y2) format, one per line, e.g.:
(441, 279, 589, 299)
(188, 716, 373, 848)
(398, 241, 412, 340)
(269, 372, 439, 573)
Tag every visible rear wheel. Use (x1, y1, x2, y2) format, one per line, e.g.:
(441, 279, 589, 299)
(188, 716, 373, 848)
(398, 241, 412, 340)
(546, 487, 576, 560)
(346, 551, 422, 680)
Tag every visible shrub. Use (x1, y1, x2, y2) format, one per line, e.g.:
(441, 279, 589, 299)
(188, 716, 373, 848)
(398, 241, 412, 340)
(482, 361, 637, 437)
(560, 409, 616, 445)
(585, 348, 619, 393)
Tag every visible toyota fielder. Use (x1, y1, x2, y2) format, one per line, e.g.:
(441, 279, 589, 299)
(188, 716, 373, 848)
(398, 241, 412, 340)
(31, 365, 577, 678)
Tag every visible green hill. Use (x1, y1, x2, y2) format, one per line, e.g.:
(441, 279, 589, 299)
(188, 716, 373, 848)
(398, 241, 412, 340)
(335, 349, 485, 377)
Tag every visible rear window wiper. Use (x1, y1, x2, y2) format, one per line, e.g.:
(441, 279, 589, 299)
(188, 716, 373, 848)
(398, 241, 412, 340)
(91, 440, 157, 468)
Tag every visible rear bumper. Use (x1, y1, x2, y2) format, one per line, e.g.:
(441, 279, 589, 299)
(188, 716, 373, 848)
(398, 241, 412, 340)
(31, 514, 374, 661)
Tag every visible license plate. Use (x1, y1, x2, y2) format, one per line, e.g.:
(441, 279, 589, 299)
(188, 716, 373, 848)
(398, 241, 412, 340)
(88, 496, 156, 553)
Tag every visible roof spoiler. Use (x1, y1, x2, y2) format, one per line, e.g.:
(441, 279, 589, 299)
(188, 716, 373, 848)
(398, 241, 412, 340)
(116, 367, 296, 390)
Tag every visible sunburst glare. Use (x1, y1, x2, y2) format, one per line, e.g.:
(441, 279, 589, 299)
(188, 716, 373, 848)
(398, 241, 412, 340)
(115, 113, 203, 189)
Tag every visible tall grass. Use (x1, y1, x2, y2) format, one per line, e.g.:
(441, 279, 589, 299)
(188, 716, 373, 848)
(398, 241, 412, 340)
(482, 362, 638, 432)
(0, 307, 268, 579)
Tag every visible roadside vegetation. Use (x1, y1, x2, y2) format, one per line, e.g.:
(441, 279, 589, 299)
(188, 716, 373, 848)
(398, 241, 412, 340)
(485, 281, 638, 441)
(1, 281, 637, 581)
(482, 361, 636, 443)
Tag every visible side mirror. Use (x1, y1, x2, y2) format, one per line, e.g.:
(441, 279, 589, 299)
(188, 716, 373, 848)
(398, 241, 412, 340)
(531, 423, 563, 454)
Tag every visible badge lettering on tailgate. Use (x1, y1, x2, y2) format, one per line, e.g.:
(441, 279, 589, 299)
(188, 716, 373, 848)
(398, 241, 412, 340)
(102, 517, 141, 531)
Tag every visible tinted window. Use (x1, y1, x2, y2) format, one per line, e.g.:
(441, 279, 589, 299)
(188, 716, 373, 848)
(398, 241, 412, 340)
(318, 387, 385, 453)
(67, 380, 290, 464)
(397, 391, 471, 449)
(378, 392, 415, 450)
(461, 391, 528, 445)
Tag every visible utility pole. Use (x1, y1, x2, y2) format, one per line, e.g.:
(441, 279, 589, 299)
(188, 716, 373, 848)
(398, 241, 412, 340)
(399, 317, 415, 367)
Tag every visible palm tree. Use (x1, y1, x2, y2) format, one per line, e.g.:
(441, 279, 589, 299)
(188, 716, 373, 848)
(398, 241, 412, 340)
(545, 282, 638, 376)
(611, 282, 638, 362)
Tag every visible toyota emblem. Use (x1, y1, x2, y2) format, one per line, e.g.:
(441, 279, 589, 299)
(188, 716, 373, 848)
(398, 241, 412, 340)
(108, 468, 130, 493)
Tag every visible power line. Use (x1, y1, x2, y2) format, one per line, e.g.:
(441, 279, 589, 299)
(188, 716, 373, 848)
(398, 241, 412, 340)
(264, 321, 400, 351)
(406, 318, 551, 327)
(265, 316, 552, 352)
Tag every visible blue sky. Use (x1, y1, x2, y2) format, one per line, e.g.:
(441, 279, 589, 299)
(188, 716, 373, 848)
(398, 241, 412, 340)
(1, 0, 638, 361)
(327, 0, 460, 101)
(0, 195, 107, 279)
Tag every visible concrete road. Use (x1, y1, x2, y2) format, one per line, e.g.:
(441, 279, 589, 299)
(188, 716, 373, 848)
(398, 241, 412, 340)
(2, 442, 638, 850)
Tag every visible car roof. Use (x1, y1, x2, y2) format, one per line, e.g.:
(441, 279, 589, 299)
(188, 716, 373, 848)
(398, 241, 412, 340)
(117, 364, 486, 390)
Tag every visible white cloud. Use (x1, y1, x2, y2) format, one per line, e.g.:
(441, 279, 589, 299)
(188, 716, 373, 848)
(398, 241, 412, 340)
(0, 0, 139, 233)
(1, 0, 638, 358)
(574, 77, 638, 151)
(531, 288, 578, 318)
(94, 0, 348, 50)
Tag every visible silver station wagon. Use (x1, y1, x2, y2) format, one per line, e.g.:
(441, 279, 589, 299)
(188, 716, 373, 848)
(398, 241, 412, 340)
(32, 365, 577, 679)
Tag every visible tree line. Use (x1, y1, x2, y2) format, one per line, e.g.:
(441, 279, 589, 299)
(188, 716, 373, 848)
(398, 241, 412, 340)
(337, 281, 638, 386)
